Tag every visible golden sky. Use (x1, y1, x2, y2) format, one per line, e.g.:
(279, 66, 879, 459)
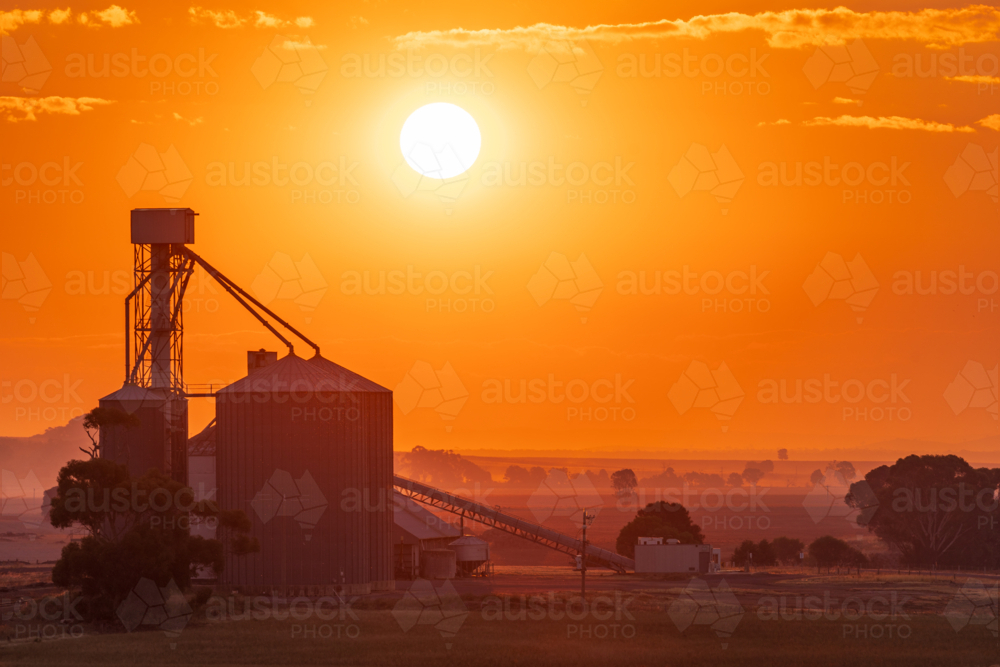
(1, 2, 998, 459)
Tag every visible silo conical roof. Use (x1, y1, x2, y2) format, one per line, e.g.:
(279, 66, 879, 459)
(99, 383, 167, 411)
(187, 419, 216, 456)
(309, 354, 390, 393)
(217, 352, 340, 394)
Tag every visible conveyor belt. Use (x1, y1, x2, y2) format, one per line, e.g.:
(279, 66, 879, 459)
(393, 474, 634, 573)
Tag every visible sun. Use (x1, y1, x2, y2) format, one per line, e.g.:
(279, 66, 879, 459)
(399, 103, 481, 180)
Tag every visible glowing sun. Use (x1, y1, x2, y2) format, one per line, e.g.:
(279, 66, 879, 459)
(399, 103, 481, 179)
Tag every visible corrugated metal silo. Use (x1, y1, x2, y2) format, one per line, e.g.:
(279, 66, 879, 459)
(310, 354, 393, 591)
(216, 352, 372, 595)
(98, 384, 188, 482)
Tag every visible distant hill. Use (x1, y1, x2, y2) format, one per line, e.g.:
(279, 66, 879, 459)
(0, 416, 90, 491)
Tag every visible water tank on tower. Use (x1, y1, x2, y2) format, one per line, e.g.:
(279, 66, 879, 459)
(99, 208, 197, 482)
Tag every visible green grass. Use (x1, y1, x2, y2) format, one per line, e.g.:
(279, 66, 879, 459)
(1, 606, 996, 666)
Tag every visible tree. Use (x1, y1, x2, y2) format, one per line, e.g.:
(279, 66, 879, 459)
(80, 406, 140, 459)
(756, 539, 777, 566)
(727, 472, 743, 487)
(743, 460, 774, 486)
(732, 539, 777, 567)
(683, 472, 725, 487)
(401, 446, 493, 488)
(503, 465, 546, 488)
(847, 454, 1000, 567)
(586, 469, 611, 490)
(615, 501, 704, 558)
(732, 540, 756, 567)
(610, 469, 638, 498)
(778, 449, 789, 460)
(810, 469, 826, 485)
(49, 458, 258, 621)
(771, 536, 805, 564)
(639, 467, 681, 488)
(835, 461, 856, 482)
(808, 536, 867, 572)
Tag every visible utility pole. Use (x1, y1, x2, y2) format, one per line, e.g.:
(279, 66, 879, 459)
(580, 510, 594, 598)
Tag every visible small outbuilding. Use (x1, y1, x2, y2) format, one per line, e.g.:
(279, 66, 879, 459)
(634, 538, 721, 574)
(392, 493, 460, 579)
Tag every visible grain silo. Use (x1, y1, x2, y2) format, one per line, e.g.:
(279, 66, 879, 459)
(98, 384, 187, 481)
(310, 354, 393, 592)
(104, 207, 397, 593)
(216, 352, 374, 595)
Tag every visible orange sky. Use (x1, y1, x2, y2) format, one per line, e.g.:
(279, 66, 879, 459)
(1, 2, 998, 459)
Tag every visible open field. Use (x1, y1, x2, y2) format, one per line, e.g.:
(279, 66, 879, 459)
(1, 565, 997, 666)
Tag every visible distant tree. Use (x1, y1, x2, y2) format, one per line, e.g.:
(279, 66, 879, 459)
(615, 501, 704, 558)
(402, 446, 493, 488)
(732, 539, 756, 567)
(610, 469, 638, 498)
(834, 461, 857, 482)
(756, 539, 778, 566)
(638, 467, 682, 488)
(742, 460, 774, 486)
(727, 472, 743, 487)
(502, 465, 547, 488)
(80, 406, 140, 459)
(810, 469, 826, 485)
(847, 454, 1000, 567)
(808, 536, 867, 572)
(745, 460, 775, 475)
(586, 469, 611, 491)
(732, 539, 777, 567)
(778, 449, 789, 460)
(771, 536, 805, 564)
(49, 458, 258, 621)
(503, 465, 529, 486)
(683, 472, 726, 488)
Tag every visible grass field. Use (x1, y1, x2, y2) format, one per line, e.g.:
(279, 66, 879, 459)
(1, 608, 997, 666)
(1, 566, 997, 666)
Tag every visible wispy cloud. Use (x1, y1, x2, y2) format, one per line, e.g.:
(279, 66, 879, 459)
(188, 6, 313, 29)
(947, 74, 1000, 85)
(978, 114, 1000, 131)
(803, 115, 975, 132)
(393, 7, 1000, 51)
(91, 5, 137, 27)
(0, 96, 114, 121)
(757, 119, 791, 126)
(48, 8, 71, 24)
(1, 6, 137, 33)
(172, 111, 204, 125)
